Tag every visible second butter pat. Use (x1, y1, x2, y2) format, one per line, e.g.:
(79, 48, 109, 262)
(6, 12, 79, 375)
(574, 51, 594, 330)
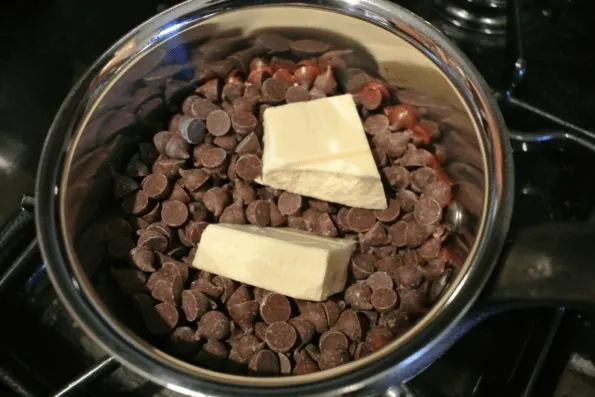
(261, 94, 387, 210)
(191, 224, 357, 301)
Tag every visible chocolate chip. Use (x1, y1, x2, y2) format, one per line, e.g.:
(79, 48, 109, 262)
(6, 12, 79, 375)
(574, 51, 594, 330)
(145, 303, 179, 335)
(197, 311, 229, 341)
(301, 303, 328, 334)
(203, 186, 231, 217)
(145, 221, 171, 239)
(229, 301, 259, 333)
(364, 114, 389, 135)
(379, 310, 410, 336)
(288, 317, 315, 348)
(125, 154, 150, 178)
(178, 169, 210, 192)
(367, 271, 394, 291)
(261, 78, 288, 103)
(375, 255, 403, 273)
(139, 142, 159, 165)
(260, 293, 291, 324)
(373, 201, 400, 225)
(335, 208, 351, 232)
(191, 97, 220, 120)
(140, 203, 161, 224)
(313, 66, 337, 95)
(318, 346, 352, 370)
(285, 85, 310, 103)
(346, 208, 376, 232)
(405, 221, 434, 248)
(389, 221, 408, 247)
(397, 189, 418, 213)
(290, 39, 331, 56)
(178, 117, 206, 145)
(222, 81, 245, 102)
(235, 132, 262, 155)
(400, 290, 428, 314)
(182, 289, 211, 321)
(107, 237, 134, 258)
(398, 144, 434, 168)
(424, 180, 452, 207)
(344, 283, 373, 310)
(226, 285, 251, 307)
(130, 246, 156, 272)
(309, 86, 326, 100)
(393, 265, 424, 289)
(168, 182, 192, 204)
(256, 33, 291, 53)
(235, 154, 262, 180)
(336, 309, 367, 341)
(142, 173, 170, 200)
(137, 230, 168, 252)
(153, 131, 175, 153)
(277, 192, 302, 215)
(278, 353, 292, 375)
(113, 174, 139, 200)
(248, 350, 280, 375)
(371, 289, 398, 313)
(351, 254, 375, 279)
(185, 221, 209, 245)
(231, 111, 258, 135)
(418, 237, 441, 260)
(319, 331, 349, 352)
(232, 334, 266, 363)
(293, 356, 320, 375)
(167, 326, 200, 357)
(151, 274, 183, 306)
(322, 300, 342, 327)
(317, 212, 338, 237)
(287, 215, 306, 231)
(161, 200, 189, 227)
(212, 276, 238, 304)
(206, 109, 231, 137)
(219, 201, 247, 224)
(165, 135, 191, 160)
(383, 166, 410, 190)
(360, 222, 388, 247)
(196, 78, 220, 102)
(201, 147, 227, 168)
(410, 167, 437, 194)
(268, 202, 286, 227)
(194, 341, 229, 369)
(246, 200, 271, 226)
(265, 322, 297, 353)
(308, 199, 334, 213)
(152, 158, 186, 179)
(191, 279, 223, 298)
(254, 322, 268, 341)
(214, 135, 238, 151)
(112, 268, 147, 295)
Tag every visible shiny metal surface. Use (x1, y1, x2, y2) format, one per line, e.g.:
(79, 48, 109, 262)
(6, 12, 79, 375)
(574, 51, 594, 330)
(50, 356, 119, 397)
(35, 0, 513, 396)
(433, 0, 507, 34)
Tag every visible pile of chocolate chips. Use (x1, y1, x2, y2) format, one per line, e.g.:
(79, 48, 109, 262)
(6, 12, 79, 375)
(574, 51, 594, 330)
(102, 32, 456, 376)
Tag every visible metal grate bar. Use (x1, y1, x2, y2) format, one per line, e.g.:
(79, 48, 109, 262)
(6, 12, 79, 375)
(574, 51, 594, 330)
(50, 357, 119, 397)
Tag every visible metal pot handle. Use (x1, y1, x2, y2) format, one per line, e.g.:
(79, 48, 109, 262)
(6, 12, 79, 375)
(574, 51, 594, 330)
(480, 221, 595, 309)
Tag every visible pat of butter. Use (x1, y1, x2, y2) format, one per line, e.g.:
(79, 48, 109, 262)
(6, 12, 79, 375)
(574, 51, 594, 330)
(192, 224, 357, 301)
(261, 94, 387, 210)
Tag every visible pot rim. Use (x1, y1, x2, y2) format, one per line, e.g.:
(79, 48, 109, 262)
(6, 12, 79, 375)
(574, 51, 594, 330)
(35, 0, 514, 395)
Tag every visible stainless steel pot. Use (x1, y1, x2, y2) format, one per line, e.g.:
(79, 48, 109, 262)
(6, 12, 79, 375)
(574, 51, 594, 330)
(35, 0, 595, 396)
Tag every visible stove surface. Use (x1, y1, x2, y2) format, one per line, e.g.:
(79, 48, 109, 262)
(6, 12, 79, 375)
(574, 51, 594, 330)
(1, 1, 594, 397)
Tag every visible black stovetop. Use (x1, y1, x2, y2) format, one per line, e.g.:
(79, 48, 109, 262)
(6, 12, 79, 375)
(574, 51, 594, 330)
(1, 1, 595, 396)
